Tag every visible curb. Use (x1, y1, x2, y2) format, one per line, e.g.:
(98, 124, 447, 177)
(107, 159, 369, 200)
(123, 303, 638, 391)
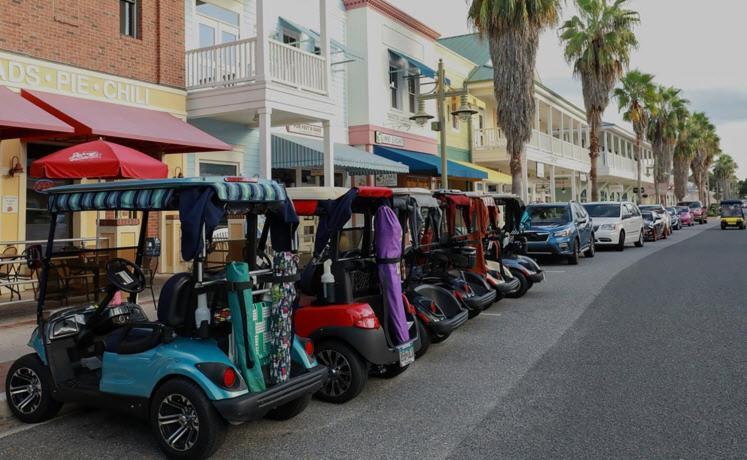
(0, 392, 8, 420)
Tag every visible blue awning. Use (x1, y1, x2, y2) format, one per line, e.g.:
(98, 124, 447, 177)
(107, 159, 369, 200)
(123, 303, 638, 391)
(388, 50, 436, 79)
(278, 17, 361, 62)
(373, 146, 487, 180)
(273, 134, 408, 175)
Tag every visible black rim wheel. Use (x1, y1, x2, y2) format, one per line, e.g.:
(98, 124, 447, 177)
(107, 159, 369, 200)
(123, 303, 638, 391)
(318, 349, 353, 398)
(8, 367, 42, 415)
(157, 393, 200, 453)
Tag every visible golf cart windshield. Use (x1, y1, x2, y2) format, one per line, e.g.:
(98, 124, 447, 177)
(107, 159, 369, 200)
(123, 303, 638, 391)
(720, 203, 743, 217)
(527, 205, 570, 226)
(583, 204, 620, 218)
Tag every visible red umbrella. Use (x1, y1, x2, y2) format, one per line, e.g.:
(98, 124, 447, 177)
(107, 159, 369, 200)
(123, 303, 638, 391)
(30, 139, 168, 179)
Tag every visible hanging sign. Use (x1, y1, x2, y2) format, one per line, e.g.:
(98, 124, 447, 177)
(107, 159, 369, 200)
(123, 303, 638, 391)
(287, 123, 323, 138)
(536, 163, 545, 178)
(375, 131, 405, 147)
(376, 173, 398, 187)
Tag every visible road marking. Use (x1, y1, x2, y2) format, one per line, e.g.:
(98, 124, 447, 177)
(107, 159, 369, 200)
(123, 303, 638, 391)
(0, 410, 77, 440)
(481, 312, 502, 317)
(544, 270, 565, 273)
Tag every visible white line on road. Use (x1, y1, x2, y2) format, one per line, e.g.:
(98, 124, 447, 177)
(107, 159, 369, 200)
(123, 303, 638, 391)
(481, 313, 502, 317)
(0, 411, 77, 440)
(544, 270, 566, 273)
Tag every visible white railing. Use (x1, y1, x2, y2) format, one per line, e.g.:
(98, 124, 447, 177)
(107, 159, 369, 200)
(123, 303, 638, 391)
(473, 127, 507, 150)
(473, 127, 592, 166)
(186, 38, 257, 90)
(269, 40, 327, 94)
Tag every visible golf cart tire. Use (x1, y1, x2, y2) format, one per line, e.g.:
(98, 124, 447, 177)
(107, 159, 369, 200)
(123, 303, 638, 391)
(414, 317, 431, 358)
(721, 222, 726, 230)
(265, 394, 312, 421)
(5, 353, 63, 423)
(616, 231, 626, 252)
(506, 269, 530, 298)
(467, 308, 481, 319)
(314, 340, 368, 404)
(430, 331, 451, 344)
(150, 378, 227, 459)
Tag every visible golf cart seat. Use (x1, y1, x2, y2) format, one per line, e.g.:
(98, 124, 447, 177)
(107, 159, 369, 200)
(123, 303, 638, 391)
(105, 325, 163, 355)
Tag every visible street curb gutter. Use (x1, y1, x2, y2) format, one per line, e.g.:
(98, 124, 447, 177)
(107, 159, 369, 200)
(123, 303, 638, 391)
(0, 393, 9, 420)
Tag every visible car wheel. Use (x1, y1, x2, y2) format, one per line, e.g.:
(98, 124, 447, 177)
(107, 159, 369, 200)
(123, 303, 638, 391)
(616, 231, 626, 252)
(315, 341, 368, 404)
(635, 229, 644, 247)
(150, 378, 227, 459)
(5, 354, 63, 424)
(265, 394, 311, 421)
(567, 239, 580, 265)
(584, 235, 596, 258)
(506, 269, 530, 298)
(414, 316, 431, 359)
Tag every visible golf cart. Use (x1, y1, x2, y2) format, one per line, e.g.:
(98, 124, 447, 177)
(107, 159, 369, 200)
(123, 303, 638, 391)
(393, 188, 469, 354)
(289, 187, 419, 404)
(4, 177, 327, 459)
(486, 194, 544, 298)
(719, 200, 746, 229)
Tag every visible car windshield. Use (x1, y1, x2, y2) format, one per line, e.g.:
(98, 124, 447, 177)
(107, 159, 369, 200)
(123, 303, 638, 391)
(527, 205, 570, 226)
(583, 204, 620, 218)
(677, 207, 690, 213)
(666, 208, 676, 215)
(721, 204, 743, 217)
(642, 212, 654, 221)
(679, 201, 701, 208)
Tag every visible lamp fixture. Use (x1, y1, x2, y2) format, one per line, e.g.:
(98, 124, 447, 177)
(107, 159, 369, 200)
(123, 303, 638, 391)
(173, 166, 184, 178)
(451, 94, 478, 121)
(7, 156, 24, 177)
(409, 99, 434, 126)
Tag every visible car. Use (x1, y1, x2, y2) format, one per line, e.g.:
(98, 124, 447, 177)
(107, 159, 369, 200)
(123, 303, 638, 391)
(583, 202, 645, 251)
(523, 202, 595, 265)
(639, 204, 672, 236)
(666, 207, 682, 230)
(641, 210, 666, 240)
(677, 200, 708, 224)
(676, 206, 694, 226)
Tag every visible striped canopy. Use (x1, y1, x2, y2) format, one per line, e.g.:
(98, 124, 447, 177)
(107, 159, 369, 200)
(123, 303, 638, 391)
(46, 177, 288, 213)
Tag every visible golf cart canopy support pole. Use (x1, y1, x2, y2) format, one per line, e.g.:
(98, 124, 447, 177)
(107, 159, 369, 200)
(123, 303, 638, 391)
(131, 211, 149, 304)
(36, 212, 58, 339)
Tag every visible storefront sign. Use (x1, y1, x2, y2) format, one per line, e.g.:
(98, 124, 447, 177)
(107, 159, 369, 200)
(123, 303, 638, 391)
(2, 196, 18, 214)
(287, 123, 323, 138)
(32, 179, 57, 193)
(375, 131, 405, 147)
(536, 163, 545, 178)
(375, 173, 398, 187)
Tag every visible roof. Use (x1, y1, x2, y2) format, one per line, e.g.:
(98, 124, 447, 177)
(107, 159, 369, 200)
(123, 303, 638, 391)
(438, 34, 491, 66)
(286, 187, 350, 201)
(45, 177, 287, 213)
(272, 133, 408, 175)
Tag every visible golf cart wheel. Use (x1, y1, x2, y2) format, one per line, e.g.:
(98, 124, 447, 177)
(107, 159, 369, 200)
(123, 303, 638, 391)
(150, 378, 226, 459)
(585, 235, 596, 257)
(567, 239, 580, 265)
(414, 317, 431, 359)
(616, 231, 626, 252)
(721, 222, 726, 230)
(379, 363, 410, 379)
(265, 394, 311, 421)
(315, 341, 367, 404)
(635, 229, 644, 247)
(467, 308, 481, 319)
(506, 269, 530, 298)
(5, 353, 62, 423)
(430, 331, 451, 344)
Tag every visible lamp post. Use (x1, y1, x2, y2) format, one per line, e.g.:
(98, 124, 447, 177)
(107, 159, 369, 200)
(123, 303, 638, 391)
(409, 59, 477, 189)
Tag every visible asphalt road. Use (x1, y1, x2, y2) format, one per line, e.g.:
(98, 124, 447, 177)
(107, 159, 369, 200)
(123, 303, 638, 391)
(1, 221, 744, 459)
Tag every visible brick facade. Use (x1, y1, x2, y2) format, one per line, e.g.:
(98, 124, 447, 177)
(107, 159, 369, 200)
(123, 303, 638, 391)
(0, 0, 184, 89)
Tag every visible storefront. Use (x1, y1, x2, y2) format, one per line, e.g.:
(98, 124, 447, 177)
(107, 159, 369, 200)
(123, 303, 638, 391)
(0, 52, 229, 273)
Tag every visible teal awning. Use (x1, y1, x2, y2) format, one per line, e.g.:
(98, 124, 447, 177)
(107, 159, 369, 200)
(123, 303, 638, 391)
(272, 134, 409, 175)
(277, 17, 361, 62)
(373, 146, 487, 180)
(388, 49, 436, 79)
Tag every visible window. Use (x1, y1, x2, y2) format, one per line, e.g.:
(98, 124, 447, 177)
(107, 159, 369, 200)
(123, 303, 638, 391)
(389, 64, 401, 109)
(407, 73, 418, 113)
(199, 161, 239, 177)
(120, 0, 140, 38)
(196, 1, 240, 48)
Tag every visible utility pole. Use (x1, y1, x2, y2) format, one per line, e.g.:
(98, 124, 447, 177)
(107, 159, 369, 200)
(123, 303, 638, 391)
(436, 60, 448, 189)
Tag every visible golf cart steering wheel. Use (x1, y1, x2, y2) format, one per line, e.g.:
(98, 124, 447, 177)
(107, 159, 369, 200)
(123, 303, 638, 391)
(106, 258, 146, 294)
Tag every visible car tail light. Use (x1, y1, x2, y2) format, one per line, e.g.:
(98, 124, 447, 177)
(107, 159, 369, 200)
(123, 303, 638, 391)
(353, 312, 380, 329)
(304, 339, 314, 357)
(196, 363, 244, 391)
(223, 367, 237, 388)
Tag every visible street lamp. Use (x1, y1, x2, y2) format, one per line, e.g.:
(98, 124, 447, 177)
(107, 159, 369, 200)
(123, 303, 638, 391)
(409, 59, 477, 189)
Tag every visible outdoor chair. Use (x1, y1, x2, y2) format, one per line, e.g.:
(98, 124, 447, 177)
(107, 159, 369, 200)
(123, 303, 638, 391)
(0, 246, 20, 301)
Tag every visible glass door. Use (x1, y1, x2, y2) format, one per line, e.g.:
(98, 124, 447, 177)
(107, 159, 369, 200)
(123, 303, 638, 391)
(194, 1, 240, 85)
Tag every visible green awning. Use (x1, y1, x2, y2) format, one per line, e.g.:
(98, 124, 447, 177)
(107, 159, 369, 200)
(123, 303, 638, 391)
(272, 134, 409, 175)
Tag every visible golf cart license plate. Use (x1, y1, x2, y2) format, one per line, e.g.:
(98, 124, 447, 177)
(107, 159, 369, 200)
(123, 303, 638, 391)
(397, 343, 415, 367)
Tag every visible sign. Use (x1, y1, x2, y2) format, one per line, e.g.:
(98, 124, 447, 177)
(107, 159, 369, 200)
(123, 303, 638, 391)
(2, 196, 18, 213)
(69, 151, 102, 162)
(32, 179, 56, 193)
(287, 123, 323, 138)
(375, 173, 398, 187)
(580, 173, 588, 182)
(375, 131, 405, 147)
(536, 163, 545, 178)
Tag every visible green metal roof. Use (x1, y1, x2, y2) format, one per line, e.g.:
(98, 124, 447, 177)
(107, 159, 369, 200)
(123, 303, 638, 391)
(467, 65, 494, 82)
(438, 34, 491, 66)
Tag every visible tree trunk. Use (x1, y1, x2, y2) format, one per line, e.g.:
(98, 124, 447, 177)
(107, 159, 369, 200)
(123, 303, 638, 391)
(635, 134, 642, 204)
(673, 154, 689, 202)
(510, 145, 523, 197)
(588, 114, 600, 201)
(653, 154, 660, 205)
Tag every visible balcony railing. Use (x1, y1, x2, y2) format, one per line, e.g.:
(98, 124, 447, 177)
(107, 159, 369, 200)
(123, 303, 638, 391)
(475, 128, 590, 164)
(186, 38, 328, 94)
(473, 127, 507, 149)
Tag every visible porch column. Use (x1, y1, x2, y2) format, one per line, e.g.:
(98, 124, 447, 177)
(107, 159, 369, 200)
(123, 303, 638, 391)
(322, 120, 334, 187)
(294, 168, 302, 187)
(571, 170, 577, 201)
(550, 165, 556, 202)
(255, 0, 271, 82)
(319, 0, 332, 95)
(258, 108, 272, 180)
(521, 147, 529, 202)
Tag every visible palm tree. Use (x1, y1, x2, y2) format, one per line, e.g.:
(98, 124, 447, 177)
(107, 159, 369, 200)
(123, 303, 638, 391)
(469, 0, 561, 197)
(712, 153, 738, 199)
(647, 86, 688, 204)
(613, 69, 655, 203)
(689, 112, 720, 204)
(560, 0, 640, 201)
(672, 111, 696, 202)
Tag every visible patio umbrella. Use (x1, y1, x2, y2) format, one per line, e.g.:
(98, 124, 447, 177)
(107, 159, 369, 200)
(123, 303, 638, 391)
(30, 139, 168, 179)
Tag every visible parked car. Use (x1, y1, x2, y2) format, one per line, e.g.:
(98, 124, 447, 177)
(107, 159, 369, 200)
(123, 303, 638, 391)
(639, 204, 672, 236)
(677, 200, 707, 224)
(523, 202, 595, 265)
(676, 206, 694, 226)
(583, 201, 645, 251)
(666, 207, 682, 230)
(641, 210, 666, 240)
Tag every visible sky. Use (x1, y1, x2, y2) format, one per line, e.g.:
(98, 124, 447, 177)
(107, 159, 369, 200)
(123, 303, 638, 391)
(396, 0, 747, 179)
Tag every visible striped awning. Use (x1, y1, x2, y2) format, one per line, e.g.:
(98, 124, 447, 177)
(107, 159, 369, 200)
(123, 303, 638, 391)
(272, 134, 409, 175)
(47, 177, 287, 212)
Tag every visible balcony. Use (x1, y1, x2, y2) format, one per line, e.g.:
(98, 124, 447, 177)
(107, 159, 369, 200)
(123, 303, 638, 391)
(186, 38, 328, 94)
(473, 127, 590, 169)
(599, 152, 654, 183)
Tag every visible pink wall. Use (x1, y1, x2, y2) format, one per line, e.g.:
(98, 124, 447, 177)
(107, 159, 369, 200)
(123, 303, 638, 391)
(349, 124, 437, 154)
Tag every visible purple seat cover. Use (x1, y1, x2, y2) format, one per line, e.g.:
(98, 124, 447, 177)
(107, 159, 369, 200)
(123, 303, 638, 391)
(374, 206, 410, 345)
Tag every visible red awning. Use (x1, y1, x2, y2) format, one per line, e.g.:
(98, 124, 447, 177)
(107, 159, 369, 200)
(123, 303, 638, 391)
(21, 89, 232, 154)
(30, 140, 168, 179)
(0, 86, 75, 140)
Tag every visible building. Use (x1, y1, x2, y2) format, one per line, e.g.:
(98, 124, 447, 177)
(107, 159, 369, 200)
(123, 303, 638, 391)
(0, 0, 227, 274)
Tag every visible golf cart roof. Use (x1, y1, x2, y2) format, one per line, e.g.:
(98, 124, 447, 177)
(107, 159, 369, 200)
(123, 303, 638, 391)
(466, 192, 496, 208)
(720, 200, 743, 205)
(286, 186, 392, 201)
(45, 176, 288, 213)
(489, 193, 525, 208)
(392, 188, 439, 209)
